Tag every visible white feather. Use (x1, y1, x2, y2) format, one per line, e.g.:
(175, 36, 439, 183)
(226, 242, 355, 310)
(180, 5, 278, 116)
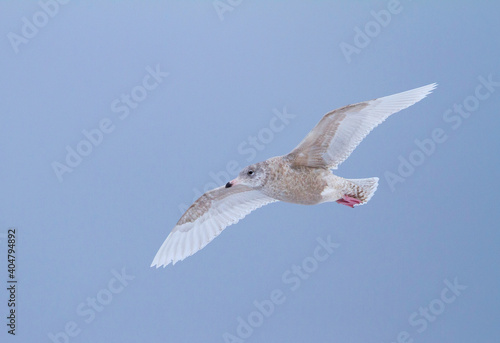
(151, 186, 277, 267)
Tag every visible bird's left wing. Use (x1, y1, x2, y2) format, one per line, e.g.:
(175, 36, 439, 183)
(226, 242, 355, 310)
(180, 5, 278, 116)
(151, 184, 278, 267)
(286, 83, 436, 169)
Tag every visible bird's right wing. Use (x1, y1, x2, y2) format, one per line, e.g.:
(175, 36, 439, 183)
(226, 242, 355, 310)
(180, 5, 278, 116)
(151, 184, 278, 267)
(286, 83, 437, 169)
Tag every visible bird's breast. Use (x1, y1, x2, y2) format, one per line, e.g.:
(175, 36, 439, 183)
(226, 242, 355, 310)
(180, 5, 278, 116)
(263, 164, 329, 205)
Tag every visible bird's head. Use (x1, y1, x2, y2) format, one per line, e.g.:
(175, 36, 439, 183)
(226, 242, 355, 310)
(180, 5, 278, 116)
(225, 163, 267, 189)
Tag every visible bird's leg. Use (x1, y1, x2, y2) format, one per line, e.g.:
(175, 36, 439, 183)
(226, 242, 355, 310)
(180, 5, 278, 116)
(336, 194, 361, 208)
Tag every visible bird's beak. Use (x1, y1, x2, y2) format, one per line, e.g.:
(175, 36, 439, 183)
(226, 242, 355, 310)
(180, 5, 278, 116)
(225, 178, 240, 188)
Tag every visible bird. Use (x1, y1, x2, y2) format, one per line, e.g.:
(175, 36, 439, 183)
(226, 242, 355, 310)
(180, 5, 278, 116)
(151, 83, 436, 267)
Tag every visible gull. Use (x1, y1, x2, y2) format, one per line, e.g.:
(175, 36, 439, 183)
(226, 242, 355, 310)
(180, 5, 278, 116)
(151, 83, 436, 267)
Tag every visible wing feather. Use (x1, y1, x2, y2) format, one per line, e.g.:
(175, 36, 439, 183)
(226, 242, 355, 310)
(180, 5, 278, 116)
(151, 184, 277, 267)
(287, 83, 437, 169)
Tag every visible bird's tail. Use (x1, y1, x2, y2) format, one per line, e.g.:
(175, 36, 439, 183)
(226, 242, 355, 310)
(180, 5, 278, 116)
(343, 177, 379, 206)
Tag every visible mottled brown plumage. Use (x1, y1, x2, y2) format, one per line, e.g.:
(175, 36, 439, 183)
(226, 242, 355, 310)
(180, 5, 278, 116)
(152, 83, 436, 267)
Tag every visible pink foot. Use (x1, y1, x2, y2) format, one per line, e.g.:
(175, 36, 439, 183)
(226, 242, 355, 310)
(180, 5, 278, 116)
(336, 195, 361, 208)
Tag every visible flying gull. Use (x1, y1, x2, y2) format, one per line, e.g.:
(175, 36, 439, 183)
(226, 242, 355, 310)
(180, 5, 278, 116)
(151, 83, 436, 267)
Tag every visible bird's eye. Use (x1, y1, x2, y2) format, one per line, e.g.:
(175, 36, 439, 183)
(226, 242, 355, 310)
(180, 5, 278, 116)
(247, 170, 254, 176)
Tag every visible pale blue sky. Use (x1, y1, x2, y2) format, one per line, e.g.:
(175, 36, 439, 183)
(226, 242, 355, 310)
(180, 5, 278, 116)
(1, 1, 499, 342)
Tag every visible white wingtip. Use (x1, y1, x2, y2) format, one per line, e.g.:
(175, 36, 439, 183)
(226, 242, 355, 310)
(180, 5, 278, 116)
(378, 82, 437, 107)
(414, 82, 437, 98)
